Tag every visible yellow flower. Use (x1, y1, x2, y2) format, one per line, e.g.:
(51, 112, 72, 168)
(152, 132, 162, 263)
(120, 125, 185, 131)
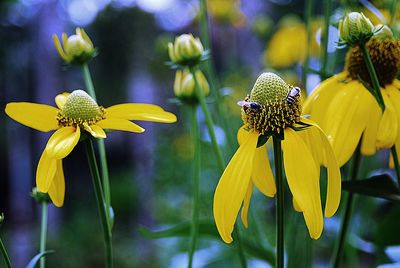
(303, 33, 400, 167)
(264, 16, 321, 69)
(5, 90, 177, 207)
(213, 73, 341, 243)
(53, 28, 96, 65)
(207, 0, 246, 27)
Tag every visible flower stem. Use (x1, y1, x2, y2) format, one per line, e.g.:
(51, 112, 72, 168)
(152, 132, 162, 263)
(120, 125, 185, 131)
(189, 66, 247, 267)
(85, 139, 113, 268)
(390, 0, 398, 32)
(391, 147, 400, 187)
(273, 137, 284, 268)
(359, 43, 385, 111)
(81, 64, 113, 229)
(320, 0, 332, 80)
(302, 0, 314, 92)
(332, 144, 362, 268)
(188, 105, 200, 268)
(39, 203, 48, 268)
(0, 237, 12, 268)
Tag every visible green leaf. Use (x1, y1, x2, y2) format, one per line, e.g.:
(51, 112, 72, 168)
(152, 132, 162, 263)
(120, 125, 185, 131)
(139, 220, 274, 264)
(26, 250, 55, 268)
(342, 174, 400, 201)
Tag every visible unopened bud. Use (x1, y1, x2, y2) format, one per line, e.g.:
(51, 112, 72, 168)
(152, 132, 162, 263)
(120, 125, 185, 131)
(174, 68, 209, 101)
(168, 34, 204, 66)
(339, 12, 374, 45)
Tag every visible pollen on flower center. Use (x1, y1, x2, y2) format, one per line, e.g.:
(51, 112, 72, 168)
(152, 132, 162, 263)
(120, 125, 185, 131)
(57, 90, 105, 127)
(241, 72, 301, 135)
(345, 38, 400, 86)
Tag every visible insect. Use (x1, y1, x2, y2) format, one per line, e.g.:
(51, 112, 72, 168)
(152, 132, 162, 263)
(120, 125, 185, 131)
(286, 86, 301, 104)
(237, 100, 261, 111)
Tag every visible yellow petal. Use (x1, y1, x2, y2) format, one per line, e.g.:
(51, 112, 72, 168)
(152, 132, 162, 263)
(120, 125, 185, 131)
(52, 34, 67, 61)
(105, 104, 177, 123)
(292, 197, 302, 212)
(252, 144, 276, 197)
(361, 100, 381, 155)
(240, 181, 253, 228)
(84, 123, 106, 139)
(237, 126, 247, 145)
(47, 160, 65, 207)
(45, 127, 80, 159)
(282, 128, 323, 239)
(213, 131, 258, 243)
(55, 92, 70, 110)
(96, 118, 145, 133)
(36, 151, 57, 193)
(323, 81, 374, 166)
(5, 102, 59, 132)
(376, 90, 398, 148)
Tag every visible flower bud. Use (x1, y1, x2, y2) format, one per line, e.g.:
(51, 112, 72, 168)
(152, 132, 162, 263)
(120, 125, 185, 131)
(168, 34, 204, 66)
(174, 68, 209, 101)
(53, 28, 96, 65)
(31, 187, 51, 204)
(339, 12, 374, 45)
(373, 24, 394, 40)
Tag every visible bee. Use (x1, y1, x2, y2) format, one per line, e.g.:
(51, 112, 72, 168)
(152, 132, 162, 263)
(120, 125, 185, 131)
(237, 100, 261, 112)
(286, 86, 301, 104)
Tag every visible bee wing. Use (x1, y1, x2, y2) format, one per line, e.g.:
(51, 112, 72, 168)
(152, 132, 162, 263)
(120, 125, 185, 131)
(237, 100, 248, 107)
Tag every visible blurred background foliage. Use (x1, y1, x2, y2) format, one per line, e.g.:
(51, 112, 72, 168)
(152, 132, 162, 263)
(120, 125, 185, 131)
(1, 0, 400, 267)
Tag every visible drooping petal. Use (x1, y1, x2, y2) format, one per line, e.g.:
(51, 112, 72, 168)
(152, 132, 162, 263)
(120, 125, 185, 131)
(84, 123, 106, 139)
(301, 118, 342, 218)
(323, 81, 375, 166)
(5, 102, 59, 132)
(36, 151, 57, 193)
(55, 92, 70, 110)
(252, 144, 276, 197)
(213, 131, 259, 243)
(361, 100, 381, 155)
(240, 181, 253, 228)
(45, 127, 81, 159)
(105, 104, 177, 123)
(47, 160, 65, 207)
(282, 128, 323, 239)
(292, 197, 302, 212)
(96, 118, 145, 133)
(376, 90, 398, 148)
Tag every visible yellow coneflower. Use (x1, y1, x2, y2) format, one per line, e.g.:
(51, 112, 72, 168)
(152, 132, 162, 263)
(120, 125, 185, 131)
(303, 27, 400, 167)
(5, 90, 177, 207)
(213, 72, 341, 243)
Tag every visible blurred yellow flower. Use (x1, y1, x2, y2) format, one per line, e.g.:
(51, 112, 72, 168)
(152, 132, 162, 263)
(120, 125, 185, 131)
(168, 34, 204, 66)
(5, 90, 177, 207)
(207, 0, 246, 27)
(264, 17, 321, 69)
(173, 68, 210, 101)
(304, 34, 400, 167)
(213, 73, 341, 243)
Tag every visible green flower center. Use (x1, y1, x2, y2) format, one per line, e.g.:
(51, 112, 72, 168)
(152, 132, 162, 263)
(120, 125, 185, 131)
(346, 38, 400, 86)
(241, 72, 301, 135)
(57, 90, 105, 127)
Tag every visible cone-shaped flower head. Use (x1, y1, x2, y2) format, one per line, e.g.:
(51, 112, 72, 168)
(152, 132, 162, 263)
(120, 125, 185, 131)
(214, 72, 341, 243)
(5, 90, 177, 207)
(173, 68, 210, 102)
(53, 28, 96, 65)
(168, 34, 204, 66)
(339, 12, 374, 46)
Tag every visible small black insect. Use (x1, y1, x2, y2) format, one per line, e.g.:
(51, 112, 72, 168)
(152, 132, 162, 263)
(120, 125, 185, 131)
(286, 86, 301, 104)
(237, 100, 261, 111)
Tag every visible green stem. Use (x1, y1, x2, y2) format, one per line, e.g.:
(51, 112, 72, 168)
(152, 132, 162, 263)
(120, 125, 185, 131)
(188, 105, 200, 268)
(332, 144, 362, 268)
(39, 203, 48, 268)
(81, 64, 112, 229)
(0, 237, 12, 268)
(391, 147, 400, 187)
(359, 43, 385, 111)
(189, 66, 247, 267)
(390, 0, 398, 32)
(302, 0, 314, 92)
(273, 137, 284, 268)
(85, 139, 113, 268)
(320, 0, 332, 80)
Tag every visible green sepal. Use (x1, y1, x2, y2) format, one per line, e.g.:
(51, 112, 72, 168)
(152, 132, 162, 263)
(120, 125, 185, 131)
(26, 250, 55, 268)
(256, 134, 270, 148)
(165, 50, 210, 69)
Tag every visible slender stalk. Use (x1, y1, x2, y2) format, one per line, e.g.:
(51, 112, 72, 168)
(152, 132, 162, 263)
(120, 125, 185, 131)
(0, 237, 12, 268)
(81, 64, 112, 229)
(189, 66, 247, 267)
(302, 0, 314, 92)
(391, 147, 400, 187)
(332, 144, 362, 268)
(320, 0, 332, 80)
(389, 0, 398, 31)
(359, 43, 385, 111)
(188, 105, 200, 268)
(273, 137, 284, 268)
(85, 139, 113, 268)
(39, 203, 48, 268)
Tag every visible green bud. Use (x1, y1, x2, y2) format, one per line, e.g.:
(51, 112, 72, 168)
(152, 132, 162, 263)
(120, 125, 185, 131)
(168, 34, 204, 66)
(339, 12, 374, 45)
(173, 68, 209, 101)
(31, 187, 51, 204)
(373, 24, 394, 40)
